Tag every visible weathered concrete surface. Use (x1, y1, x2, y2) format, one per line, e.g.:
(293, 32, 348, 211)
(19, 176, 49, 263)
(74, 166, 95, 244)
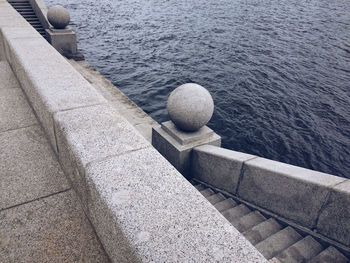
(0, 61, 19, 89)
(0, 125, 69, 210)
(0, 88, 37, 132)
(86, 147, 266, 262)
(238, 157, 346, 228)
(67, 59, 158, 142)
(317, 180, 350, 246)
(0, 190, 108, 263)
(192, 145, 256, 194)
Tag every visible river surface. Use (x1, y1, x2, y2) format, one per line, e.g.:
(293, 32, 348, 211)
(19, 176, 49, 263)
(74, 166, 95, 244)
(45, 0, 350, 178)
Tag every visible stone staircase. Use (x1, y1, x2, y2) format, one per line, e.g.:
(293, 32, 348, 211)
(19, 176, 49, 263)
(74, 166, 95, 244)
(194, 183, 350, 263)
(8, 0, 46, 39)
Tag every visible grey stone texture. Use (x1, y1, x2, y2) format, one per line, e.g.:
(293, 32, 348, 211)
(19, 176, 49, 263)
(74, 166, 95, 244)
(0, 88, 37, 132)
(47, 5, 70, 29)
(1, 30, 106, 150)
(192, 145, 256, 194)
(85, 147, 266, 263)
(67, 59, 158, 142)
(0, 190, 109, 262)
(54, 104, 150, 210)
(46, 28, 77, 55)
(238, 157, 346, 228)
(167, 83, 214, 131)
(316, 180, 350, 246)
(0, 6, 266, 261)
(0, 3, 29, 28)
(0, 61, 19, 89)
(0, 125, 69, 210)
(152, 121, 221, 177)
(29, 0, 51, 29)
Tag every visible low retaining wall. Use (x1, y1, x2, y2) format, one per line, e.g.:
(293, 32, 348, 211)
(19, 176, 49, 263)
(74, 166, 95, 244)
(192, 144, 350, 246)
(0, 1, 266, 262)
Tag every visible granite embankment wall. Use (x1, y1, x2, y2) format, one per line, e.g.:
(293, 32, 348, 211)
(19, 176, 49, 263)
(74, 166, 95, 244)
(0, 1, 266, 262)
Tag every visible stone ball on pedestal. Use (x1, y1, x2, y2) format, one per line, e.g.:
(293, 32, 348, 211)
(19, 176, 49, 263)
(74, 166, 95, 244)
(167, 83, 214, 132)
(47, 5, 70, 29)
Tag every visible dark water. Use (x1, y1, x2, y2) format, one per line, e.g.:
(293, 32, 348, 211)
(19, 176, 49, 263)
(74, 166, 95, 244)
(46, 0, 350, 178)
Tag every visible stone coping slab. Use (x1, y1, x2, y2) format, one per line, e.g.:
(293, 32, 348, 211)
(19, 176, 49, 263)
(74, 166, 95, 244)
(191, 145, 350, 245)
(192, 145, 256, 194)
(238, 157, 346, 228)
(317, 180, 350, 246)
(54, 104, 150, 211)
(86, 147, 266, 262)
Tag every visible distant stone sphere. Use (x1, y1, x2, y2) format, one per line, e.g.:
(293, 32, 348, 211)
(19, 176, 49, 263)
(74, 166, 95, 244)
(47, 5, 70, 29)
(167, 83, 214, 132)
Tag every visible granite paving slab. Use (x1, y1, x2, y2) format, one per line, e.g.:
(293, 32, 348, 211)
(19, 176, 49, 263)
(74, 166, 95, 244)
(0, 61, 20, 90)
(0, 125, 69, 210)
(0, 88, 37, 132)
(0, 190, 109, 262)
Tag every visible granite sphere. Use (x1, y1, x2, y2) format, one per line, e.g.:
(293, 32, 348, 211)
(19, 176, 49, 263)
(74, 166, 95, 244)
(167, 83, 214, 132)
(47, 5, 70, 29)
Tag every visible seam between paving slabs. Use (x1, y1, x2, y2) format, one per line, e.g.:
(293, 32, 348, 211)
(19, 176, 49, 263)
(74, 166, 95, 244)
(0, 123, 38, 134)
(0, 188, 71, 213)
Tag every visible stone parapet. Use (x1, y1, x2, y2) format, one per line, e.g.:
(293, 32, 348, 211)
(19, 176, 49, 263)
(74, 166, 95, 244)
(191, 145, 350, 246)
(0, 2, 266, 262)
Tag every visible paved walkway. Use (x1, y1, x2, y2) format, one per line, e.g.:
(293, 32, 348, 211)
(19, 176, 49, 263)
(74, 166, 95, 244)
(0, 61, 109, 262)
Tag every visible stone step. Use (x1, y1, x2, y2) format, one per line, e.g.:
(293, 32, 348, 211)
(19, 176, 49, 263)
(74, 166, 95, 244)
(9, 3, 31, 6)
(206, 193, 226, 205)
(15, 8, 32, 11)
(222, 204, 251, 223)
(255, 226, 302, 260)
(17, 11, 35, 14)
(308, 246, 349, 263)
(199, 188, 215, 198)
(274, 235, 323, 262)
(214, 198, 237, 212)
(194, 184, 205, 191)
(21, 14, 36, 17)
(243, 218, 283, 245)
(231, 211, 266, 233)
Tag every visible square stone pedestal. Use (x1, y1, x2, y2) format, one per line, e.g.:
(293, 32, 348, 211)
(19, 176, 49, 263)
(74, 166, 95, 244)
(152, 121, 221, 177)
(46, 28, 77, 55)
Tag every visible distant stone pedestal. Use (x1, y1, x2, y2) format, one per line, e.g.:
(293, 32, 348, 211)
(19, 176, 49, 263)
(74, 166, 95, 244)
(46, 28, 77, 56)
(152, 120, 221, 177)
